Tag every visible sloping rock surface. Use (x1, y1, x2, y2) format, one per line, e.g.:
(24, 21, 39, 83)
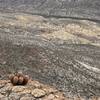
(0, 0, 100, 21)
(0, 11, 100, 98)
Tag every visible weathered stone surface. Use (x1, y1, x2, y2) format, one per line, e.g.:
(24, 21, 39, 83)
(31, 89, 46, 98)
(45, 94, 55, 100)
(0, 80, 66, 100)
(12, 86, 26, 92)
(20, 96, 35, 100)
(0, 12, 100, 98)
(0, 0, 100, 21)
(0, 0, 100, 98)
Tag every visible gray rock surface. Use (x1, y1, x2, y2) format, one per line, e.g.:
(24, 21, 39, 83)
(0, 0, 100, 98)
(0, 0, 100, 21)
(0, 12, 100, 98)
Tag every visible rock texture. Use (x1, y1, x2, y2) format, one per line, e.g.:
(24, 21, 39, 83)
(0, 0, 100, 98)
(0, 12, 100, 98)
(0, 80, 65, 100)
(0, 0, 100, 21)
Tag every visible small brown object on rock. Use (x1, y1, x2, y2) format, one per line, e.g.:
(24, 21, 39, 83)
(9, 74, 14, 83)
(9, 72, 29, 86)
(12, 76, 19, 85)
(16, 72, 23, 77)
(18, 76, 24, 85)
(23, 75, 29, 85)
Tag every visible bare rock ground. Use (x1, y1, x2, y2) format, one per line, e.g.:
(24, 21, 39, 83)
(0, 0, 100, 21)
(0, 80, 65, 100)
(0, 12, 100, 99)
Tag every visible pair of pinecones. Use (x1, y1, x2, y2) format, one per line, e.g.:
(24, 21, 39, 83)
(9, 72, 29, 85)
